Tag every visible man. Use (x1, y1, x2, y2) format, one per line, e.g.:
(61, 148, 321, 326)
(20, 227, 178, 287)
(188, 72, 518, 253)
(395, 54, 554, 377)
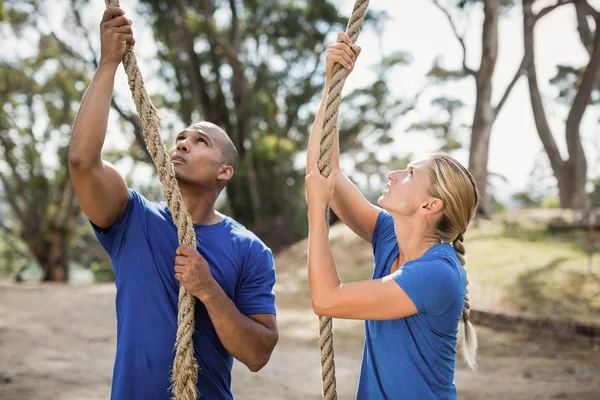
(68, 6, 278, 399)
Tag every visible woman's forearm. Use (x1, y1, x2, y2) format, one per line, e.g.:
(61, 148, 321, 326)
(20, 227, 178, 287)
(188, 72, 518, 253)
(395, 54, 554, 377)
(307, 205, 342, 312)
(306, 84, 331, 173)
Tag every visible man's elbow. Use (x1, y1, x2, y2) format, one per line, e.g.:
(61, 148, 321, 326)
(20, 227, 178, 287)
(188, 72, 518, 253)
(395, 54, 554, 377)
(67, 149, 84, 169)
(247, 351, 273, 373)
(247, 358, 268, 373)
(247, 334, 278, 372)
(68, 149, 97, 172)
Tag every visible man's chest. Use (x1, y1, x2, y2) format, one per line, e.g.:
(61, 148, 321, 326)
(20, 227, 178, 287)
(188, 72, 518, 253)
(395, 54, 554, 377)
(134, 215, 244, 299)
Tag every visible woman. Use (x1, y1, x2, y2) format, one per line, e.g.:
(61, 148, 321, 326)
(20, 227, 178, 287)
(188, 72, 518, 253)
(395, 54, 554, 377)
(305, 32, 478, 399)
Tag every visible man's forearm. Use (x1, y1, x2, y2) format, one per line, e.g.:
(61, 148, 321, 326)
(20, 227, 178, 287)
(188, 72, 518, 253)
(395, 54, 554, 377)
(69, 62, 118, 168)
(200, 285, 277, 372)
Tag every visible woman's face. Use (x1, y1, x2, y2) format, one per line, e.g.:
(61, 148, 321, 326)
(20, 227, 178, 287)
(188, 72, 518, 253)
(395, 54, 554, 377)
(378, 159, 433, 216)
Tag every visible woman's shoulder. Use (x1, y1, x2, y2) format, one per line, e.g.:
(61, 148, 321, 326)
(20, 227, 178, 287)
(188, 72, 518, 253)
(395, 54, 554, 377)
(426, 243, 461, 264)
(410, 244, 464, 281)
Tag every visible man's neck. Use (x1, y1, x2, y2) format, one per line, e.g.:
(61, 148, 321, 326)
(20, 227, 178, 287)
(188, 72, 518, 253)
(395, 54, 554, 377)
(178, 183, 222, 225)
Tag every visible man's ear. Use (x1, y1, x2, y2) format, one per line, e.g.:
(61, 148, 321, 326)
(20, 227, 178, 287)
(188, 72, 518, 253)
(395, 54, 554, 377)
(421, 198, 444, 215)
(217, 164, 235, 183)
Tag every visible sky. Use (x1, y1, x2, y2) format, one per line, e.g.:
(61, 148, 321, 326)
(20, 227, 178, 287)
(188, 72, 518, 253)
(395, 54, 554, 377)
(339, 0, 600, 201)
(27, 0, 600, 203)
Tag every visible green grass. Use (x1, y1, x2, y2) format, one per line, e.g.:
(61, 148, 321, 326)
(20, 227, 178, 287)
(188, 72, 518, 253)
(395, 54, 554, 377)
(277, 210, 600, 325)
(464, 217, 600, 325)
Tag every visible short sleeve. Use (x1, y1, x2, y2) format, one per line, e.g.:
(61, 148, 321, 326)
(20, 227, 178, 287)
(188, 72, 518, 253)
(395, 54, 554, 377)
(90, 189, 143, 258)
(371, 209, 396, 253)
(392, 259, 461, 315)
(235, 244, 277, 315)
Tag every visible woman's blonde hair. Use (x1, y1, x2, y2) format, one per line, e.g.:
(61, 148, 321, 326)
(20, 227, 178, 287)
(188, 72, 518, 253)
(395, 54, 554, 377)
(425, 153, 479, 370)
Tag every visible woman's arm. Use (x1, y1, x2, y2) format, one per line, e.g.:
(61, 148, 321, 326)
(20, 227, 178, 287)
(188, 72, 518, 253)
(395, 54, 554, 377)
(306, 33, 381, 243)
(307, 204, 417, 320)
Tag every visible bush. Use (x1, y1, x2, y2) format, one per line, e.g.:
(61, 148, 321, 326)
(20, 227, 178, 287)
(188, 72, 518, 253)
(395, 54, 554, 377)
(541, 195, 560, 209)
(91, 261, 114, 283)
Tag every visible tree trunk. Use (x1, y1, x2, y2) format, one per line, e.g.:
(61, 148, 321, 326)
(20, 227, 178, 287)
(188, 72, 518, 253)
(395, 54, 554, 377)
(28, 233, 69, 282)
(468, 0, 499, 216)
(557, 161, 588, 208)
(42, 259, 69, 282)
(575, 1, 595, 56)
(523, 0, 596, 209)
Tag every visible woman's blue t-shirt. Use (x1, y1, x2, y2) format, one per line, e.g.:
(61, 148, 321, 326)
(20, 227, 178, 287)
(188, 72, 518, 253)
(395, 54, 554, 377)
(356, 210, 466, 400)
(91, 190, 276, 399)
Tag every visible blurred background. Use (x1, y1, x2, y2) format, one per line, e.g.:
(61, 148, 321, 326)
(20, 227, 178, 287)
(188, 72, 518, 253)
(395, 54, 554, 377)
(1, 0, 599, 399)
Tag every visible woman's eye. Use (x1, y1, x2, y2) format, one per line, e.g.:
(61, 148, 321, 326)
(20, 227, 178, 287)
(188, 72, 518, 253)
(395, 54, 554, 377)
(198, 138, 207, 144)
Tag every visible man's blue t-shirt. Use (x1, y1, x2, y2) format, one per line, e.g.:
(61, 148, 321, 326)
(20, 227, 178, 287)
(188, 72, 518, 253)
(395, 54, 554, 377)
(356, 210, 466, 400)
(91, 189, 276, 399)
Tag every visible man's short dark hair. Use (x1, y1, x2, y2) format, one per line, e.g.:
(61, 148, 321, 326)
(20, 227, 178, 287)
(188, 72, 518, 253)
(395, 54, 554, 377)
(222, 137, 239, 172)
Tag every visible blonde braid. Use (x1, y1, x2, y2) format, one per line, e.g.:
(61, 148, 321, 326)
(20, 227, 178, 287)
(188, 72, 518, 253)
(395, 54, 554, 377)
(452, 233, 477, 370)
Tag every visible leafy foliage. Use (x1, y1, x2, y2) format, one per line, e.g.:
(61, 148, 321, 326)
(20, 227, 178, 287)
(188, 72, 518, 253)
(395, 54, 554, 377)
(0, 0, 90, 280)
(135, 0, 405, 247)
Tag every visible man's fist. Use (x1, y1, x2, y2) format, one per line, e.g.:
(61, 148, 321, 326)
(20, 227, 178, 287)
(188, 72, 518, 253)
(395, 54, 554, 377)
(99, 6, 134, 67)
(174, 245, 217, 301)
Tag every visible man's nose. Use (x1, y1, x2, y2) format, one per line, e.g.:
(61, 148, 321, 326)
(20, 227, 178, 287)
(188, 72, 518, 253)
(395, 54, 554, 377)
(176, 140, 189, 152)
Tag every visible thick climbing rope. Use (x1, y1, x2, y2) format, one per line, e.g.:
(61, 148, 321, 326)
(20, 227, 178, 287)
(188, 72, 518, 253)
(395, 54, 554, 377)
(317, 1, 369, 399)
(104, 1, 199, 399)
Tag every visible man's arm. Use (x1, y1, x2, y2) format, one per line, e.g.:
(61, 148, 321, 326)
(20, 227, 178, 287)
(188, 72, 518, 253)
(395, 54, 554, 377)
(69, 6, 134, 229)
(203, 292, 278, 372)
(174, 245, 278, 372)
(306, 33, 380, 243)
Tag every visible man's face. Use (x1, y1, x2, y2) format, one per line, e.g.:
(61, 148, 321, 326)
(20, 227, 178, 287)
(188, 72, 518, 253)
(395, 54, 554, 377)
(167, 122, 232, 189)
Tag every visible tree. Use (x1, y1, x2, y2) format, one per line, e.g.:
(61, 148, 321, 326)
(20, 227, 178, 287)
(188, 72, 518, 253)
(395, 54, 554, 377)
(409, 95, 466, 152)
(338, 48, 417, 200)
(523, 0, 600, 209)
(0, 0, 90, 281)
(511, 150, 557, 208)
(427, 0, 527, 216)
(134, 0, 394, 248)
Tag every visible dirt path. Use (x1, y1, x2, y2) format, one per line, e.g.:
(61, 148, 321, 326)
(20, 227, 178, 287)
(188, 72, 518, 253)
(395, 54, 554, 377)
(1, 282, 599, 400)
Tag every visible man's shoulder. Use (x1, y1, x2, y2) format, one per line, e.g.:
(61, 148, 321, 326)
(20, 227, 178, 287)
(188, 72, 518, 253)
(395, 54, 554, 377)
(128, 189, 163, 210)
(225, 216, 269, 251)
(216, 217, 273, 270)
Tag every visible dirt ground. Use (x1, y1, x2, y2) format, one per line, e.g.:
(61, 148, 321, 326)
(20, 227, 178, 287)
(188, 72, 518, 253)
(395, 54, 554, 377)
(0, 281, 599, 400)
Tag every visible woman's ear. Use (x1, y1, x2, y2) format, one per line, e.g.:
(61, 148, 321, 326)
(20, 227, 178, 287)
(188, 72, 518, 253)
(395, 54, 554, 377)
(421, 198, 444, 215)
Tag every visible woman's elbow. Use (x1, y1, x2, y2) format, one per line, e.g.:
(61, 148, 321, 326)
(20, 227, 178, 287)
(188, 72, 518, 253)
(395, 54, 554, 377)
(311, 299, 337, 317)
(312, 304, 327, 317)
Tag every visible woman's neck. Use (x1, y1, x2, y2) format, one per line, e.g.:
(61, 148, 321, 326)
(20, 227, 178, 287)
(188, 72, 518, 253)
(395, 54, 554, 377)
(392, 214, 440, 265)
